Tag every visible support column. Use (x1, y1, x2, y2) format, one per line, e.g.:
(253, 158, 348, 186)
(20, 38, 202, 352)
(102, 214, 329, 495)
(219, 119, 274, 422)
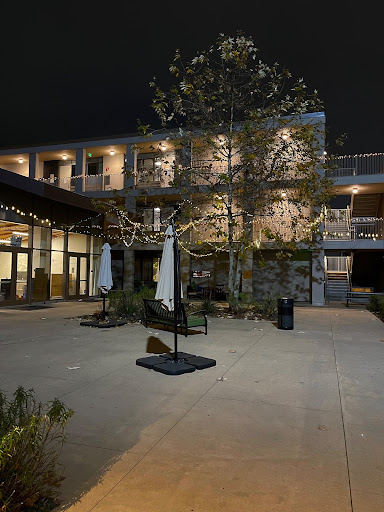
(180, 250, 190, 298)
(75, 148, 85, 193)
(311, 248, 325, 306)
(125, 144, 136, 213)
(123, 248, 135, 291)
(29, 153, 39, 179)
(241, 249, 253, 296)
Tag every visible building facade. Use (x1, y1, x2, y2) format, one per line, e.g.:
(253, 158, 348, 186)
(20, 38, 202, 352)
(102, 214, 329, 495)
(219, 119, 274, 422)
(2, 113, 381, 307)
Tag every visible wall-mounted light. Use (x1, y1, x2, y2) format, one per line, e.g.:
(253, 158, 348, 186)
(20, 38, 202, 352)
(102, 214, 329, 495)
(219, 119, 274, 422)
(62, 154, 68, 160)
(110, 150, 115, 156)
(154, 159, 162, 167)
(352, 187, 358, 194)
(18, 158, 24, 164)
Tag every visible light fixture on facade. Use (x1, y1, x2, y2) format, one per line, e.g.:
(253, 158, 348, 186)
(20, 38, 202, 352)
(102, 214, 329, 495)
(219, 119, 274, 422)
(281, 191, 287, 197)
(62, 154, 68, 160)
(18, 158, 24, 164)
(154, 159, 162, 167)
(159, 143, 166, 151)
(352, 187, 358, 194)
(281, 133, 289, 140)
(110, 150, 115, 156)
(323, 151, 327, 155)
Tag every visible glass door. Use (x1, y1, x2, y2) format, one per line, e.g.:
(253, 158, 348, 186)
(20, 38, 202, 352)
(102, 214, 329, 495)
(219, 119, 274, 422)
(0, 249, 30, 305)
(68, 253, 89, 299)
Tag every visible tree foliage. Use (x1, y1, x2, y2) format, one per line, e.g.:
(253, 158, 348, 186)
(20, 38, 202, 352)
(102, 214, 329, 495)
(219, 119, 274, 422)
(144, 32, 333, 310)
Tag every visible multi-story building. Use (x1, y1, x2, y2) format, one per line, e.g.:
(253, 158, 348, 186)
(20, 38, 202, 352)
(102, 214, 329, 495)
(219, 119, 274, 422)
(324, 153, 384, 300)
(1, 112, 381, 308)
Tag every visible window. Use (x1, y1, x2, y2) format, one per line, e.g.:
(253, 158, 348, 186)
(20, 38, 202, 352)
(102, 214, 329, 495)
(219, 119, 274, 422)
(86, 157, 103, 175)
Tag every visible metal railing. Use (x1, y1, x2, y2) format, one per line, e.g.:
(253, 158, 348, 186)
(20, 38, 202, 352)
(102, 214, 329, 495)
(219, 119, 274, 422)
(326, 153, 384, 177)
(37, 174, 125, 192)
(324, 209, 384, 240)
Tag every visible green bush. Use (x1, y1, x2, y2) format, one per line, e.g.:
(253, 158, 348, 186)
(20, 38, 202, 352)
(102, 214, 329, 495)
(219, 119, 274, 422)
(0, 387, 74, 512)
(367, 295, 384, 320)
(108, 287, 156, 321)
(237, 293, 278, 320)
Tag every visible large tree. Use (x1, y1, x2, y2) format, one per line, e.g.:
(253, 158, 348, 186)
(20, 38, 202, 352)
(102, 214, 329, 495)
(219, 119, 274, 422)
(144, 33, 332, 311)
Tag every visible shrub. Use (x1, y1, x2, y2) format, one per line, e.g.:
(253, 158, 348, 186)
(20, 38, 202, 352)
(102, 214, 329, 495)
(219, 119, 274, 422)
(367, 295, 384, 321)
(0, 387, 74, 512)
(108, 287, 156, 321)
(237, 293, 278, 320)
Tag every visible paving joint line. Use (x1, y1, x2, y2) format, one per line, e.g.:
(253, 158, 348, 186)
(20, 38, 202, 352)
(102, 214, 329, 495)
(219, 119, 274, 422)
(329, 306, 354, 512)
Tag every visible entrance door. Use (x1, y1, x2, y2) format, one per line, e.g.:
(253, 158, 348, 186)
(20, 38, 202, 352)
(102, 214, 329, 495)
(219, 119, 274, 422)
(68, 253, 89, 299)
(0, 249, 30, 305)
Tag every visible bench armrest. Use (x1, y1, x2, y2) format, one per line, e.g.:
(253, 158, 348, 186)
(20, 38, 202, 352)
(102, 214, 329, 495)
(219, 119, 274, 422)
(187, 310, 207, 317)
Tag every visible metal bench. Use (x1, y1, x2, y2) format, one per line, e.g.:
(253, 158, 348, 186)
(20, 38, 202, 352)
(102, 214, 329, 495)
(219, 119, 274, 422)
(346, 291, 384, 307)
(143, 299, 207, 337)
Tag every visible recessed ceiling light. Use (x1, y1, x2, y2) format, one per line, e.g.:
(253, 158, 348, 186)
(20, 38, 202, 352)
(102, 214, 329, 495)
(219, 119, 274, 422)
(110, 150, 115, 156)
(62, 154, 68, 160)
(18, 158, 23, 164)
(352, 187, 358, 194)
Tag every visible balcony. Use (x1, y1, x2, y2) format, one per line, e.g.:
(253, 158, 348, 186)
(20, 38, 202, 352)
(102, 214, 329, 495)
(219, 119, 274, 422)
(326, 153, 384, 177)
(324, 208, 384, 240)
(36, 173, 125, 192)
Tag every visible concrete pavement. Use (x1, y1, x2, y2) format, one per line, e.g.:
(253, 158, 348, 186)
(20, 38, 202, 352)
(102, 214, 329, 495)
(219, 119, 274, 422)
(0, 300, 383, 511)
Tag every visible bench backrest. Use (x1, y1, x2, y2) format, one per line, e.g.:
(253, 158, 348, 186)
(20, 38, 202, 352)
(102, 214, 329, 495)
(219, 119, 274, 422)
(143, 299, 186, 322)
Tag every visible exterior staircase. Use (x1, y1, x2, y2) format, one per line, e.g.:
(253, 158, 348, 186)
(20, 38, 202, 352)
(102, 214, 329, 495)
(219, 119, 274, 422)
(325, 271, 350, 300)
(352, 194, 381, 217)
(324, 256, 352, 301)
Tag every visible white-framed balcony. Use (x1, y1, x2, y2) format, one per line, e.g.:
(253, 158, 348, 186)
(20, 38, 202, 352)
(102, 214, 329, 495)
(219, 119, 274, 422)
(324, 208, 384, 241)
(326, 153, 384, 178)
(36, 173, 125, 192)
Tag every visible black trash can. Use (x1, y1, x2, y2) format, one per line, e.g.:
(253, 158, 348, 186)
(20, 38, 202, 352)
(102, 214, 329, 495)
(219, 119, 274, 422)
(277, 298, 294, 330)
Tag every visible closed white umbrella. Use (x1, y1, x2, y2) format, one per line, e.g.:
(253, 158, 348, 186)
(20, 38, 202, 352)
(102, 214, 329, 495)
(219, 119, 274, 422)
(97, 242, 113, 319)
(97, 242, 113, 293)
(155, 225, 183, 311)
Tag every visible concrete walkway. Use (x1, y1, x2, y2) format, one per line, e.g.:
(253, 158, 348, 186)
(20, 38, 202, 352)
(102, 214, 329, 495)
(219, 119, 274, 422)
(0, 301, 383, 511)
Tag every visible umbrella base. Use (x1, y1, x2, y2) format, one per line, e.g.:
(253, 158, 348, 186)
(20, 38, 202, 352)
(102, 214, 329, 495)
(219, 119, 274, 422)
(80, 320, 127, 328)
(160, 352, 196, 359)
(136, 353, 216, 374)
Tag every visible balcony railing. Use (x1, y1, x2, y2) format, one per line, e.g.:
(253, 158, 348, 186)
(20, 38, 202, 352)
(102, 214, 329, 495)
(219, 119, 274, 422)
(135, 169, 174, 188)
(83, 174, 124, 191)
(326, 153, 384, 177)
(36, 173, 125, 192)
(324, 209, 384, 240)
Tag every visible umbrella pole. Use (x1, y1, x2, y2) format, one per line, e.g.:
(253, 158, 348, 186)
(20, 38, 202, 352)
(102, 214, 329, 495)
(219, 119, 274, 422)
(172, 219, 180, 361)
(102, 292, 106, 320)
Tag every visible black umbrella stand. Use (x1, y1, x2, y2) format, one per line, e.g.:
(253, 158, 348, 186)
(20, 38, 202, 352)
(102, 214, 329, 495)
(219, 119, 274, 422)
(136, 219, 216, 375)
(80, 290, 127, 328)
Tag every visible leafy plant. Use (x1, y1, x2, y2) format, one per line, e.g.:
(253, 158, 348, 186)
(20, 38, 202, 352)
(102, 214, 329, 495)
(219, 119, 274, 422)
(0, 387, 74, 512)
(108, 287, 156, 320)
(367, 295, 384, 321)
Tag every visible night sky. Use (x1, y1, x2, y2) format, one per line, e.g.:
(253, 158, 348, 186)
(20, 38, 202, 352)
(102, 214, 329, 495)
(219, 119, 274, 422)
(1, 2, 382, 156)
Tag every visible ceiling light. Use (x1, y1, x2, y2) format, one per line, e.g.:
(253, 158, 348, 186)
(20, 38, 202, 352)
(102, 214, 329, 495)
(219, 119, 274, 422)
(110, 150, 115, 156)
(18, 158, 24, 164)
(282, 133, 289, 140)
(12, 231, 28, 236)
(281, 191, 287, 197)
(62, 154, 68, 160)
(352, 187, 358, 194)
(159, 143, 166, 151)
